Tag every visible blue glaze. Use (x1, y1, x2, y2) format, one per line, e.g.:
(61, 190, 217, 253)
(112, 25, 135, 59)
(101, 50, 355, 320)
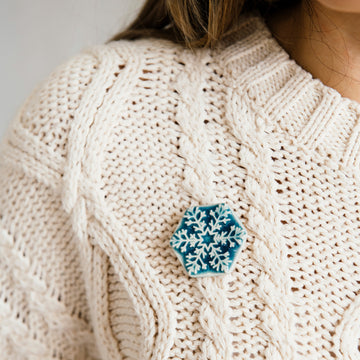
(170, 203, 247, 278)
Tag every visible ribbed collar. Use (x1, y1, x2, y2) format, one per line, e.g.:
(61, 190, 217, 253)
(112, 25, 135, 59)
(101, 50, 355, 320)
(216, 11, 360, 175)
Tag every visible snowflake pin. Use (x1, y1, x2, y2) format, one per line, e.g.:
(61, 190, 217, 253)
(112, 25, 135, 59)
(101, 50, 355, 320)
(170, 203, 247, 278)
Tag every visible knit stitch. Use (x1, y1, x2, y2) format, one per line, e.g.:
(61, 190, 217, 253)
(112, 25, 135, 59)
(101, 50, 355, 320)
(1, 11, 360, 360)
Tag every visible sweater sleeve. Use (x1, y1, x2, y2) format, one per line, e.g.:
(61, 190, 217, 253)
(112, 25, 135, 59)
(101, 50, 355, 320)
(0, 49, 102, 360)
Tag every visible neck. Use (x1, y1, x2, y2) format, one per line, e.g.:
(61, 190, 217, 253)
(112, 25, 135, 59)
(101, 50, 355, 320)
(264, 0, 360, 103)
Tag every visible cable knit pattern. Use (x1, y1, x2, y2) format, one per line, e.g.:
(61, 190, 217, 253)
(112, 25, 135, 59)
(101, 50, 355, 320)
(174, 48, 234, 359)
(219, 48, 298, 359)
(1, 11, 360, 360)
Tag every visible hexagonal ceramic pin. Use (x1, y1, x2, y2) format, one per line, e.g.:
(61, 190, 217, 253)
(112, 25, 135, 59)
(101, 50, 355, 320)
(170, 203, 247, 278)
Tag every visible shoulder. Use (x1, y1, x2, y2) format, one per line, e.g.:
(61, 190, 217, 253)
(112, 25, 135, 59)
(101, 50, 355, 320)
(0, 38, 186, 180)
(1, 36, 194, 149)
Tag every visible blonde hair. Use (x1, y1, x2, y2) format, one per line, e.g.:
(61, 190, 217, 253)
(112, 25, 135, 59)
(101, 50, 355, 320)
(106, 0, 300, 49)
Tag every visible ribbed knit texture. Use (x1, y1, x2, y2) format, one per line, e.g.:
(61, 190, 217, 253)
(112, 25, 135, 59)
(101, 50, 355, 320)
(1, 11, 360, 360)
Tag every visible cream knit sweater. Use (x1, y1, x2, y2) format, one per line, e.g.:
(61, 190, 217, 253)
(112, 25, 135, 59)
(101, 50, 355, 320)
(1, 11, 360, 360)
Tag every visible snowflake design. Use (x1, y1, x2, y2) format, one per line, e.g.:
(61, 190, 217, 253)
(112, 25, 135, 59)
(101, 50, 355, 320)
(170, 203, 247, 277)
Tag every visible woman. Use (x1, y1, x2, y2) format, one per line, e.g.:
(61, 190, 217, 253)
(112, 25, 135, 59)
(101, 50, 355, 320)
(1, 0, 359, 359)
